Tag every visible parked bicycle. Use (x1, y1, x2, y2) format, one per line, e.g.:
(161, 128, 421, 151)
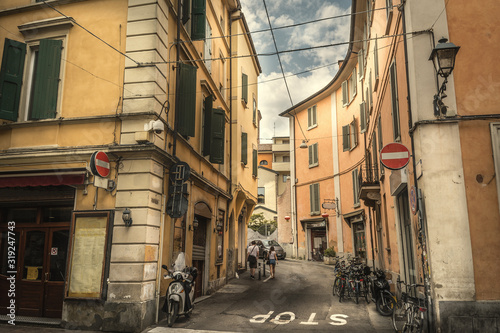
(336, 257, 371, 304)
(392, 278, 427, 333)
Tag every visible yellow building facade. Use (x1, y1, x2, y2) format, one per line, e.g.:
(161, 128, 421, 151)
(0, 0, 259, 331)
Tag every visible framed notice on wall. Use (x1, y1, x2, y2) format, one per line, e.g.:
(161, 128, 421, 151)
(66, 211, 113, 299)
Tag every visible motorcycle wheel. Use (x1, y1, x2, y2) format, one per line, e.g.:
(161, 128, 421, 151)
(167, 301, 179, 327)
(376, 292, 396, 316)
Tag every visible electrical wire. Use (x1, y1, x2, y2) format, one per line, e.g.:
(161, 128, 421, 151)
(40, 0, 141, 66)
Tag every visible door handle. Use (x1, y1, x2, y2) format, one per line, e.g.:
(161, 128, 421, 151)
(45, 272, 49, 281)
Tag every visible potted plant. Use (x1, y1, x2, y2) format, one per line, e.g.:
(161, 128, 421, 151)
(323, 247, 336, 265)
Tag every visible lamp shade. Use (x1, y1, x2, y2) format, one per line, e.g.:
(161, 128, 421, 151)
(429, 38, 460, 77)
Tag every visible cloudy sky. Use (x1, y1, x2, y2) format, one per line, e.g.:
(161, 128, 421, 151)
(239, 0, 351, 143)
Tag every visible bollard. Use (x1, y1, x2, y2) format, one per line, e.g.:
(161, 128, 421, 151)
(258, 261, 261, 280)
(262, 258, 266, 277)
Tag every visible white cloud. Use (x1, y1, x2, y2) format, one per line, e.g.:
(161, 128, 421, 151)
(240, 0, 351, 142)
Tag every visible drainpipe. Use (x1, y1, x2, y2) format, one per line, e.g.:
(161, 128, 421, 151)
(172, 0, 182, 159)
(401, 1, 434, 331)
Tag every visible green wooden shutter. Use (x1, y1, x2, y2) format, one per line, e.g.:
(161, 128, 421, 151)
(210, 108, 225, 164)
(182, 0, 191, 25)
(0, 38, 26, 122)
(308, 145, 313, 166)
(178, 62, 197, 137)
(342, 125, 350, 151)
(342, 80, 348, 106)
(191, 0, 206, 41)
(252, 149, 257, 177)
(241, 132, 247, 165)
(202, 95, 213, 156)
(31, 39, 62, 120)
(242, 73, 248, 103)
(360, 102, 367, 133)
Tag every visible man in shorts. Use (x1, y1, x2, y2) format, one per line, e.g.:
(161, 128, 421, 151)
(247, 240, 259, 279)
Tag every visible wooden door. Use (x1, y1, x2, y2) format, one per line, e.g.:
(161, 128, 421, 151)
(15, 227, 69, 317)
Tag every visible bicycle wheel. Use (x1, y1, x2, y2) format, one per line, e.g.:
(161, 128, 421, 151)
(376, 292, 396, 316)
(353, 282, 359, 304)
(339, 280, 345, 303)
(360, 280, 369, 303)
(333, 277, 341, 297)
(392, 301, 408, 332)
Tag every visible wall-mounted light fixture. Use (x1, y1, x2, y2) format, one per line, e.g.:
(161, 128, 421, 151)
(299, 139, 308, 149)
(189, 217, 199, 231)
(122, 208, 133, 227)
(214, 219, 223, 233)
(429, 38, 460, 117)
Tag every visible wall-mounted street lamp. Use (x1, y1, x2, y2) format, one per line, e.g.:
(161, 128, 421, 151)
(122, 208, 133, 227)
(189, 217, 199, 231)
(429, 38, 460, 117)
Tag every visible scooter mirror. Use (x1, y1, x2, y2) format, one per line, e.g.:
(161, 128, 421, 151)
(162, 265, 169, 270)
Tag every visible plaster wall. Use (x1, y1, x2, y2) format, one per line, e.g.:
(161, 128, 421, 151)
(405, 0, 475, 322)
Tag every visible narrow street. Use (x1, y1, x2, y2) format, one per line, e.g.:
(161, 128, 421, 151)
(146, 259, 394, 333)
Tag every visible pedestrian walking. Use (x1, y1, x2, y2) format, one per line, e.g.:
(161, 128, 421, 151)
(267, 246, 277, 279)
(247, 240, 259, 279)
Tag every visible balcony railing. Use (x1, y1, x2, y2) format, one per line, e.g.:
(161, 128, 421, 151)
(358, 164, 380, 202)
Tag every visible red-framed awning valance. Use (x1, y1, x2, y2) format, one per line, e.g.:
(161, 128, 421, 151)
(0, 171, 86, 188)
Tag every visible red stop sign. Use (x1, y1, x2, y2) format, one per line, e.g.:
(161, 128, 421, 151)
(90, 151, 110, 178)
(380, 143, 410, 170)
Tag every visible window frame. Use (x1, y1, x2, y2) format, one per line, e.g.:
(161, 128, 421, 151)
(307, 105, 317, 129)
(308, 142, 319, 168)
(309, 183, 320, 216)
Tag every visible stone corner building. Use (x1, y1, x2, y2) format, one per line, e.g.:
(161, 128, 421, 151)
(0, 0, 260, 332)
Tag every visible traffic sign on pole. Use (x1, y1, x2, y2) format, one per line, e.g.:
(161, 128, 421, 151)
(380, 143, 410, 170)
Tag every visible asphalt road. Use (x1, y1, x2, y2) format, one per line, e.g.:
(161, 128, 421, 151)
(146, 259, 394, 333)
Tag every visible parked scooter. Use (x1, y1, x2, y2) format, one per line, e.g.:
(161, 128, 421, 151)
(370, 269, 397, 316)
(161, 253, 198, 327)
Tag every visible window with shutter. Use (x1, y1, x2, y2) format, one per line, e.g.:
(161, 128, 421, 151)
(210, 108, 225, 164)
(202, 95, 213, 156)
(358, 50, 364, 79)
(252, 149, 258, 177)
(360, 102, 367, 133)
(308, 105, 317, 128)
(309, 183, 320, 215)
(191, 0, 206, 41)
(308, 143, 319, 167)
(241, 132, 248, 165)
(242, 73, 248, 104)
(342, 81, 348, 106)
(204, 19, 212, 73)
(178, 62, 197, 137)
(29, 39, 63, 120)
(342, 125, 350, 151)
(0, 38, 26, 122)
(253, 98, 257, 125)
(350, 118, 358, 149)
(389, 62, 401, 141)
(352, 169, 360, 205)
(350, 68, 357, 101)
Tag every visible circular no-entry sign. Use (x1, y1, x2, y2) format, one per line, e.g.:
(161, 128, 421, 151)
(380, 143, 410, 170)
(90, 151, 110, 178)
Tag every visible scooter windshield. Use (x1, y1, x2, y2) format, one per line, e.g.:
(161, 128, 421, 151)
(173, 252, 186, 272)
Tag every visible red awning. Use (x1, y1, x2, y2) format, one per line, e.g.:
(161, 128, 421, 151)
(0, 174, 85, 188)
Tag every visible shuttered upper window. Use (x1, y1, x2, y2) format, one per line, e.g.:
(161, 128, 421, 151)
(242, 73, 248, 104)
(308, 142, 319, 167)
(0, 38, 63, 122)
(241, 132, 248, 165)
(309, 183, 320, 215)
(307, 105, 317, 129)
(202, 95, 225, 164)
(178, 63, 197, 137)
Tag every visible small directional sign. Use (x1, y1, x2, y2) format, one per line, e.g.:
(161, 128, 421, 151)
(380, 143, 410, 170)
